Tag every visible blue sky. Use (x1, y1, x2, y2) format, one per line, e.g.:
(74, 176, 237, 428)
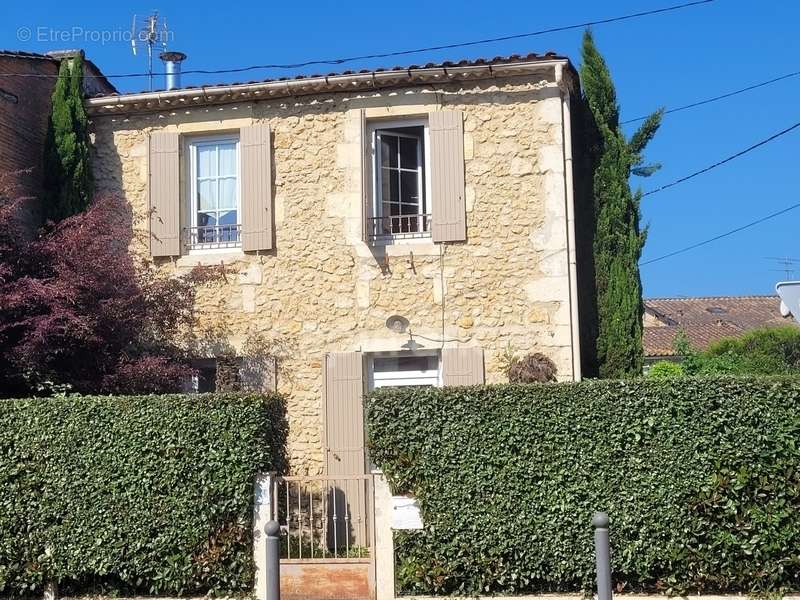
(3, 0, 797, 298)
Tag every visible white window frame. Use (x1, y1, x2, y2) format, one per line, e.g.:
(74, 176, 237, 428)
(368, 118, 432, 244)
(366, 350, 442, 390)
(187, 134, 242, 253)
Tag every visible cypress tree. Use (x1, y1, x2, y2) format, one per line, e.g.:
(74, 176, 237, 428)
(42, 54, 93, 222)
(580, 30, 663, 378)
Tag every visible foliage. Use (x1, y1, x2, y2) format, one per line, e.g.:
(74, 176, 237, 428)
(0, 393, 287, 597)
(0, 186, 200, 397)
(507, 352, 558, 383)
(678, 325, 800, 376)
(581, 30, 663, 378)
(366, 378, 800, 595)
(646, 360, 685, 378)
(42, 54, 93, 222)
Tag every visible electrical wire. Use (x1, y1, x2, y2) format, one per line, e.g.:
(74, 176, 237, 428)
(642, 120, 800, 197)
(640, 201, 800, 266)
(622, 69, 800, 124)
(2, 0, 716, 81)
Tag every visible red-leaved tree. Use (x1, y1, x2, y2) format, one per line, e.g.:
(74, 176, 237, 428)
(0, 173, 197, 396)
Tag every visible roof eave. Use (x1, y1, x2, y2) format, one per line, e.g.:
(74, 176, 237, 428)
(85, 58, 571, 116)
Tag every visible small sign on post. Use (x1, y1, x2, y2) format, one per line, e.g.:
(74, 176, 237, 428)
(391, 496, 423, 530)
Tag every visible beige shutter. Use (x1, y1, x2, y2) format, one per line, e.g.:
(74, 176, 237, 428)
(240, 124, 273, 252)
(323, 352, 365, 476)
(429, 110, 466, 243)
(360, 109, 374, 243)
(148, 131, 181, 257)
(442, 347, 485, 386)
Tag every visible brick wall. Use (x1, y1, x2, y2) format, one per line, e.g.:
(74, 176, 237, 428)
(0, 54, 58, 213)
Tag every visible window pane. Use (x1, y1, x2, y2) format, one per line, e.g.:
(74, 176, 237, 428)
(373, 355, 437, 373)
(399, 136, 419, 170)
(219, 177, 237, 210)
(380, 134, 398, 169)
(197, 366, 216, 392)
(218, 143, 237, 176)
(219, 210, 238, 241)
(218, 209, 238, 225)
(198, 179, 217, 211)
(197, 145, 216, 177)
(400, 171, 419, 209)
(381, 168, 399, 205)
(198, 212, 217, 226)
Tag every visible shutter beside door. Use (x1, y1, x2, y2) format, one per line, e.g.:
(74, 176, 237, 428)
(148, 131, 181, 257)
(240, 124, 273, 252)
(442, 347, 485, 386)
(429, 110, 466, 243)
(323, 352, 365, 476)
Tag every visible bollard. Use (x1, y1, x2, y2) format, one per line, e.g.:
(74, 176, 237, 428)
(592, 512, 612, 600)
(265, 520, 281, 600)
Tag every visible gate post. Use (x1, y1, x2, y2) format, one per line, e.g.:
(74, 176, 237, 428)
(254, 473, 275, 599)
(593, 512, 612, 600)
(265, 520, 281, 600)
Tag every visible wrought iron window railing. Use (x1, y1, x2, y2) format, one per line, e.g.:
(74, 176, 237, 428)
(183, 224, 242, 250)
(368, 214, 431, 243)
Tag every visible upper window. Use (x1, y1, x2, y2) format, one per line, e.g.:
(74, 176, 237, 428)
(186, 136, 241, 251)
(369, 120, 431, 243)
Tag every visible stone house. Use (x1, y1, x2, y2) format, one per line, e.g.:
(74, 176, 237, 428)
(86, 52, 596, 476)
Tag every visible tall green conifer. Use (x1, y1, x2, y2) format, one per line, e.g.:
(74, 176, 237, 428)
(43, 54, 93, 221)
(580, 30, 663, 378)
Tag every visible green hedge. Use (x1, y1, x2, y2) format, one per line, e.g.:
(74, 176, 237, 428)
(0, 393, 286, 597)
(365, 378, 800, 595)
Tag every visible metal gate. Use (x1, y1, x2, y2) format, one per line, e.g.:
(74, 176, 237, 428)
(269, 474, 375, 600)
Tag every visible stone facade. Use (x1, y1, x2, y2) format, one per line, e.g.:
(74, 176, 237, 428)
(89, 70, 589, 474)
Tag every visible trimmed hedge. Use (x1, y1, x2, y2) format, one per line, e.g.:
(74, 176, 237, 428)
(0, 393, 286, 597)
(365, 378, 800, 595)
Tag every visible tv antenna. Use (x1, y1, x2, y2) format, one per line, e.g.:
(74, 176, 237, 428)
(130, 11, 169, 91)
(766, 256, 800, 280)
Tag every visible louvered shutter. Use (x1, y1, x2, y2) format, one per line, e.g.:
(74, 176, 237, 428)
(240, 124, 273, 252)
(148, 131, 181, 257)
(442, 347, 485, 386)
(323, 352, 366, 475)
(429, 110, 466, 242)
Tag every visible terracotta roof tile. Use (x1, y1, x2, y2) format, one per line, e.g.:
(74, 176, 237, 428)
(91, 51, 568, 98)
(643, 295, 796, 356)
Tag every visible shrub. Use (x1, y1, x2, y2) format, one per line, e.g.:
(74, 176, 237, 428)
(0, 393, 287, 597)
(646, 360, 684, 378)
(507, 352, 557, 383)
(0, 191, 202, 397)
(366, 378, 800, 595)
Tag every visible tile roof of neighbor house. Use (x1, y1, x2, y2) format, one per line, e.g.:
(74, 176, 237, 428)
(643, 295, 795, 357)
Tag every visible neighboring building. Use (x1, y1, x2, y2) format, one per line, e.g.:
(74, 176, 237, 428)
(86, 52, 596, 475)
(643, 295, 794, 362)
(0, 49, 114, 213)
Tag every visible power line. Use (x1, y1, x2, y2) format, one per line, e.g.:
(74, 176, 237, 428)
(622, 69, 800, 125)
(640, 201, 800, 266)
(642, 120, 800, 197)
(3, 0, 715, 81)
